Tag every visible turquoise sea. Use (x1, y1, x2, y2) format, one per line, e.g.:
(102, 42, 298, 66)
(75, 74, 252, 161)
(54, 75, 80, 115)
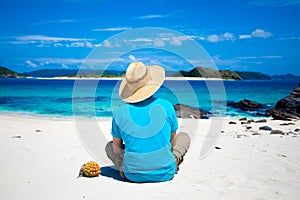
(0, 78, 298, 118)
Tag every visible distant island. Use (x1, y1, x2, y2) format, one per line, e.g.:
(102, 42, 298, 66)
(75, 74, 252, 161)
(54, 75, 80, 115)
(1, 66, 300, 81)
(0, 66, 25, 78)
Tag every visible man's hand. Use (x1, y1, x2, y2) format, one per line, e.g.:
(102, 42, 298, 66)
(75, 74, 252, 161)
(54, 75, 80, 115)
(112, 137, 124, 154)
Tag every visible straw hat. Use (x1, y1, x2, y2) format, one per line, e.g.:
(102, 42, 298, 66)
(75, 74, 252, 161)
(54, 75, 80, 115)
(119, 62, 165, 103)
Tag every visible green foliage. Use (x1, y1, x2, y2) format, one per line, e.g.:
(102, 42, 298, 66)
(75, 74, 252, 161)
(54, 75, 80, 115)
(0, 66, 22, 78)
(235, 71, 271, 80)
(220, 70, 242, 80)
(175, 67, 242, 80)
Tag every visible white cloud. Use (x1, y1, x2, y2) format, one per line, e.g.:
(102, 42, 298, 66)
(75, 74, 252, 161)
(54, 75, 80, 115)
(198, 36, 206, 41)
(25, 60, 38, 68)
(170, 37, 182, 46)
(207, 34, 222, 43)
(92, 27, 132, 31)
(251, 29, 272, 38)
(16, 35, 92, 42)
(239, 34, 252, 39)
(196, 29, 273, 42)
(11, 35, 95, 48)
(32, 19, 79, 25)
(54, 41, 94, 48)
(54, 43, 63, 47)
(248, 0, 300, 7)
(177, 36, 193, 41)
(85, 41, 94, 48)
(205, 32, 235, 43)
(61, 64, 69, 69)
(67, 42, 85, 48)
(135, 14, 171, 19)
(103, 40, 113, 48)
(236, 56, 282, 59)
(153, 38, 165, 47)
(115, 43, 122, 48)
(67, 42, 92, 48)
(129, 38, 153, 42)
(222, 32, 234, 41)
(128, 55, 136, 62)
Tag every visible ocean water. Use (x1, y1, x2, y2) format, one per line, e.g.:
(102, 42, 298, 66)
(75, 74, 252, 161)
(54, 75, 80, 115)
(0, 78, 298, 118)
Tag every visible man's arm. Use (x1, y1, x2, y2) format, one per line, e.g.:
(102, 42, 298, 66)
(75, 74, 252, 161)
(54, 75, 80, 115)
(112, 137, 124, 154)
(171, 132, 176, 147)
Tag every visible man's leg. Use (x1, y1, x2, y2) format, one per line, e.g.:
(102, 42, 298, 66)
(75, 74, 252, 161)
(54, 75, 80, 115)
(105, 141, 124, 178)
(172, 132, 191, 171)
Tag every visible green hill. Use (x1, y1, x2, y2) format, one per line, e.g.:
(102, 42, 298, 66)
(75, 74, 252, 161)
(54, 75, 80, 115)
(235, 71, 271, 80)
(0, 66, 23, 78)
(173, 67, 242, 80)
(220, 70, 242, 80)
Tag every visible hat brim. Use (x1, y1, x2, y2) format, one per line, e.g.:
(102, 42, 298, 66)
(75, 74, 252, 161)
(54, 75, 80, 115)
(119, 65, 165, 103)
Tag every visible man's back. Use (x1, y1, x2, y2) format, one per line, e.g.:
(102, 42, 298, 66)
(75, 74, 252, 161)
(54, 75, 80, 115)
(111, 97, 178, 182)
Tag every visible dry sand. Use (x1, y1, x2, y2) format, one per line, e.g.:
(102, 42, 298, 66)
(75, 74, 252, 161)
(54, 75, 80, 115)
(0, 114, 299, 200)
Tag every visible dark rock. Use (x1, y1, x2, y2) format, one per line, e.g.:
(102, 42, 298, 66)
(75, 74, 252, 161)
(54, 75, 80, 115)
(237, 134, 247, 138)
(280, 123, 289, 126)
(270, 130, 285, 135)
(280, 122, 295, 126)
(248, 119, 255, 123)
(259, 126, 272, 131)
(255, 119, 267, 123)
(246, 126, 252, 130)
(241, 121, 250, 125)
(228, 99, 263, 111)
(174, 104, 210, 119)
(295, 128, 300, 132)
(35, 129, 42, 132)
(12, 135, 21, 138)
(239, 117, 247, 121)
(287, 131, 297, 135)
(227, 99, 271, 117)
(252, 133, 261, 136)
(215, 146, 221, 150)
(229, 121, 237, 124)
(278, 154, 287, 157)
(266, 85, 300, 120)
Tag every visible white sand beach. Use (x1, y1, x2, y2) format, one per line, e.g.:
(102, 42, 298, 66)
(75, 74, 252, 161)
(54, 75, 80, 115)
(1, 114, 300, 200)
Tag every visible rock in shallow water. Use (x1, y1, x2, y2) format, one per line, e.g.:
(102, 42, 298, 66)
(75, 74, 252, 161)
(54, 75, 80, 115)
(227, 99, 270, 117)
(227, 99, 263, 111)
(174, 104, 210, 119)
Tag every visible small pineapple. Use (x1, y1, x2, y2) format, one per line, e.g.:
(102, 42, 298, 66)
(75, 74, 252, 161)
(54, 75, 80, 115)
(78, 161, 101, 178)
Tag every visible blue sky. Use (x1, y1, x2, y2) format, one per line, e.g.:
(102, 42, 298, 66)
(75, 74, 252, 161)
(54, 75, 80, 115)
(0, 0, 300, 75)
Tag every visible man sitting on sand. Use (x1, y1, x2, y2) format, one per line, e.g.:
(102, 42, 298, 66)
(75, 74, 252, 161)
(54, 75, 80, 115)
(105, 62, 190, 183)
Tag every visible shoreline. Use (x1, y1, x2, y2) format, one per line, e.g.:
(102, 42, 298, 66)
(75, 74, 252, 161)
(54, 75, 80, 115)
(0, 110, 272, 121)
(30, 76, 226, 81)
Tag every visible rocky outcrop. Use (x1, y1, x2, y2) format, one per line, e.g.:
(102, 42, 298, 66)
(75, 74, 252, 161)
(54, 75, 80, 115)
(227, 99, 270, 117)
(266, 85, 300, 120)
(227, 99, 263, 111)
(174, 104, 210, 119)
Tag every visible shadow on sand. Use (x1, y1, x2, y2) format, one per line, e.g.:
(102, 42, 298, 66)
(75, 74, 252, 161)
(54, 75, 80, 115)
(100, 166, 126, 182)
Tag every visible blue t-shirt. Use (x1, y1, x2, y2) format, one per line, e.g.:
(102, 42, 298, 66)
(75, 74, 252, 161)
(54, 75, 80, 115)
(111, 97, 178, 182)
